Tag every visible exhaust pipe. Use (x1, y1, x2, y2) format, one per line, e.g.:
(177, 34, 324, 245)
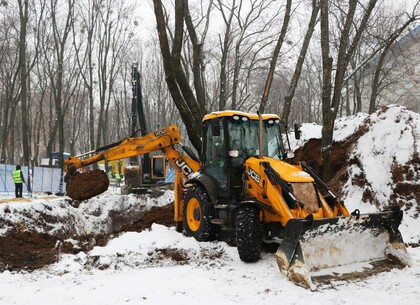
(257, 111, 264, 159)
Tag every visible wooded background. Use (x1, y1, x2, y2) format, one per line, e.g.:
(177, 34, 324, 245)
(0, 0, 419, 179)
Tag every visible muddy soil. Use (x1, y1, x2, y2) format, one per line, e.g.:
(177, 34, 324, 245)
(293, 121, 420, 215)
(0, 203, 175, 272)
(65, 169, 110, 200)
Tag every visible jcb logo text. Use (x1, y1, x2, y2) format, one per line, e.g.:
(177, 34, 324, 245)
(247, 168, 260, 184)
(175, 157, 194, 179)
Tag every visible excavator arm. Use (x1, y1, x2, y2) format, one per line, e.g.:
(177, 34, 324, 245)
(64, 125, 200, 200)
(65, 125, 182, 172)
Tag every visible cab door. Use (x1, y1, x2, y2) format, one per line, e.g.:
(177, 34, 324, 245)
(201, 118, 228, 195)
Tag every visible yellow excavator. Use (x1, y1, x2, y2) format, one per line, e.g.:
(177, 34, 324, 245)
(64, 111, 411, 289)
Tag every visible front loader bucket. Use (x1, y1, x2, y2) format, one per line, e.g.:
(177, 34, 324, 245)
(276, 208, 411, 290)
(65, 169, 109, 200)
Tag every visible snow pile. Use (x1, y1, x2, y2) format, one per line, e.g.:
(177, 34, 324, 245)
(341, 106, 420, 244)
(49, 224, 231, 275)
(288, 112, 368, 151)
(290, 105, 420, 244)
(0, 189, 174, 238)
(1, 225, 419, 305)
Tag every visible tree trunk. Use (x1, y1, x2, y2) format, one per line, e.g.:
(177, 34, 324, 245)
(152, 0, 203, 152)
(320, 0, 333, 181)
(320, 0, 377, 181)
(18, 0, 30, 166)
(282, 0, 319, 124)
(217, 0, 235, 111)
(259, 0, 292, 113)
(184, 0, 207, 114)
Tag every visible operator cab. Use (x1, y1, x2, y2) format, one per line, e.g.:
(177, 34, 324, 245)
(201, 111, 286, 199)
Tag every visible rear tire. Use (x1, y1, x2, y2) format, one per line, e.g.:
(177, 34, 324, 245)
(236, 206, 262, 262)
(183, 186, 216, 241)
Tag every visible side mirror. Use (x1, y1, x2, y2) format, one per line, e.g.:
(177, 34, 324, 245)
(294, 123, 301, 140)
(229, 150, 239, 158)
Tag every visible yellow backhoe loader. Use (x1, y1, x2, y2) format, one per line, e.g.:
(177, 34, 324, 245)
(64, 111, 411, 289)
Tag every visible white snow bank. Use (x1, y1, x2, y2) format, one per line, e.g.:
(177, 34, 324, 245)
(0, 224, 419, 305)
(288, 105, 420, 244)
(0, 189, 174, 237)
(288, 112, 368, 151)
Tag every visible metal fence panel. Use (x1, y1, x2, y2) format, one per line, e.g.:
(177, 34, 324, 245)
(0, 164, 65, 194)
(32, 166, 65, 192)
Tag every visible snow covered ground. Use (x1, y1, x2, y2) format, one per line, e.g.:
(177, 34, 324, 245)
(0, 191, 419, 305)
(0, 231, 419, 305)
(1, 105, 419, 304)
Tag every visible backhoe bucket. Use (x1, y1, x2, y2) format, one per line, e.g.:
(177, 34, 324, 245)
(65, 169, 109, 200)
(276, 208, 411, 290)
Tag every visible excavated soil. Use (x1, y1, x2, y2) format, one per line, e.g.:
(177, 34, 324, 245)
(0, 203, 175, 272)
(65, 169, 110, 200)
(293, 122, 368, 197)
(293, 119, 420, 216)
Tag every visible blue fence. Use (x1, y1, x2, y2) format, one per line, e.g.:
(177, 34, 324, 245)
(0, 164, 65, 195)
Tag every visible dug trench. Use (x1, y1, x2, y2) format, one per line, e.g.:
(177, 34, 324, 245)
(0, 201, 176, 272)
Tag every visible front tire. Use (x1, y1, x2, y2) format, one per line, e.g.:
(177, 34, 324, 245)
(236, 206, 262, 262)
(183, 186, 216, 241)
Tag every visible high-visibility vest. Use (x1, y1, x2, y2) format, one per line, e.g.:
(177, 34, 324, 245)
(12, 170, 23, 183)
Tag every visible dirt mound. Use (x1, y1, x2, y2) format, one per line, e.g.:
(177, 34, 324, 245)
(292, 122, 367, 196)
(65, 169, 110, 200)
(120, 203, 175, 232)
(390, 152, 420, 214)
(0, 203, 175, 272)
(0, 231, 58, 271)
(293, 107, 419, 216)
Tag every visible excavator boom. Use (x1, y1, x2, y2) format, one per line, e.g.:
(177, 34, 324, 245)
(65, 126, 182, 172)
(64, 126, 199, 200)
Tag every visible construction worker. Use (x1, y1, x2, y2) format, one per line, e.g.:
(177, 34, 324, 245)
(114, 172, 121, 186)
(108, 168, 113, 179)
(12, 165, 25, 198)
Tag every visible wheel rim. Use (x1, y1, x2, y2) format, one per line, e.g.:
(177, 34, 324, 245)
(186, 198, 201, 232)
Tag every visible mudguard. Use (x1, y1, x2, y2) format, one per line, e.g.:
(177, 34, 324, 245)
(185, 173, 219, 204)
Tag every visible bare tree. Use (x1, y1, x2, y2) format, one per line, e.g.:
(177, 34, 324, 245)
(152, 0, 205, 151)
(184, 0, 211, 113)
(49, 0, 75, 169)
(259, 0, 292, 113)
(0, 3, 20, 163)
(95, 0, 136, 147)
(17, 0, 31, 165)
(282, 0, 320, 124)
(368, 3, 420, 113)
(214, 0, 282, 111)
(70, 0, 135, 152)
(72, 0, 99, 152)
(215, 0, 235, 110)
